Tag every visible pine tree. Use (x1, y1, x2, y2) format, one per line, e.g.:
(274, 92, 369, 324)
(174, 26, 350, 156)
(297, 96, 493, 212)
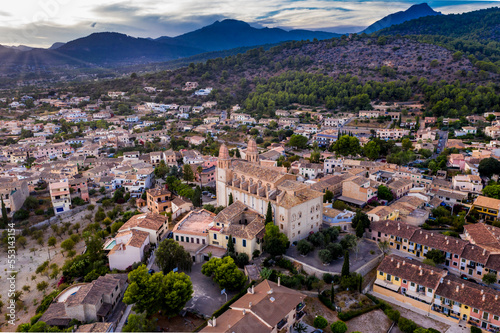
(228, 193, 234, 205)
(330, 283, 335, 305)
(265, 202, 273, 224)
(227, 235, 235, 254)
(1, 196, 8, 228)
(341, 251, 350, 277)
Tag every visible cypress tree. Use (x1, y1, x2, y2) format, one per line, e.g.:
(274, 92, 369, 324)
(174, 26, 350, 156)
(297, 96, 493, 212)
(265, 202, 273, 224)
(1, 196, 8, 228)
(227, 234, 235, 254)
(228, 193, 234, 205)
(330, 283, 335, 305)
(341, 251, 350, 277)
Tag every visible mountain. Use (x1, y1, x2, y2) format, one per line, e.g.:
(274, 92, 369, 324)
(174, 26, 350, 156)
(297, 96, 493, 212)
(52, 32, 204, 65)
(362, 3, 441, 34)
(6, 45, 33, 51)
(49, 42, 65, 50)
(377, 7, 500, 67)
(163, 19, 340, 52)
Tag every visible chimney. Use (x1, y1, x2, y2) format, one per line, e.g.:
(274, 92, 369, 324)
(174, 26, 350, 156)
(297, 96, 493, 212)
(483, 249, 486, 255)
(445, 236, 448, 240)
(447, 280, 450, 285)
(482, 294, 486, 302)
(386, 222, 389, 227)
(430, 270, 434, 275)
(496, 295, 498, 301)
(456, 285, 460, 292)
(249, 302, 252, 308)
(431, 233, 434, 236)
(420, 230, 422, 234)
(462, 283, 465, 289)
(426, 234, 428, 239)
(397, 262, 400, 268)
(419, 270, 423, 276)
(278, 277, 281, 287)
(268, 288, 273, 294)
(391, 257, 394, 262)
(252, 285, 255, 294)
(403, 260, 406, 265)
(243, 309, 246, 315)
(472, 246, 474, 250)
(481, 289, 484, 295)
(446, 240, 449, 245)
(211, 318, 217, 327)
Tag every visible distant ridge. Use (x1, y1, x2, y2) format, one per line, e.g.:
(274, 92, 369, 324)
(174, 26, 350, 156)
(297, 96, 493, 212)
(362, 3, 441, 34)
(164, 19, 340, 52)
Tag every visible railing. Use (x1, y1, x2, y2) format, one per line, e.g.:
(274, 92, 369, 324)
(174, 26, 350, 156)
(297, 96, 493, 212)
(277, 318, 287, 330)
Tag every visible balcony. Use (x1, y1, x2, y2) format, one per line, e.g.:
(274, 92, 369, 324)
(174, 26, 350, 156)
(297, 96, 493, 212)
(296, 302, 306, 312)
(277, 318, 287, 330)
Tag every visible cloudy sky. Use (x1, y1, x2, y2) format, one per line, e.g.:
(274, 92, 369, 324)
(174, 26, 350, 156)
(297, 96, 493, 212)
(0, 0, 498, 47)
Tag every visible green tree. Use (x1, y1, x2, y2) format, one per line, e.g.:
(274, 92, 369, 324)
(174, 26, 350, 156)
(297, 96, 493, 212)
(265, 201, 273, 224)
(398, 317, 418, 333)
(402, 138, 413, 151)
(355, 221, 365, 238)
(94, 207, 106, 222)
(340, 234, 357, 250)
(363, 141, 381, 160)
(48, 237, 56, 247)
(227, 235, 235, 255)
(18, 236, 27, 248)
(60, 239, 75, 252)
(341, 251, 350, 277)
(378, 240, 391, 256)
(1, 196, 8, 228)
(324, 190, 334, 203)
(425, 249, 445, 264)
(377, 185, 394, 201)
(155, 239, 193, 273)
(482, 185, 500, 199)
(331, 320, 348, 333)
(297, 239, 314, 256)
(123, 265, 193, 316)
(482, 272, 497, 285)
(228, 193, 234, 205)
(352, 210, 370, 231)
(201, 257, 246, 290)
(122, 313, 158, 332)
(154, 160, 168, 179)
(24, 196, 39, 210)
(331, 135, 360, 157)
(288, 134, 308, 149)
(479, 157, 500, 178)
(319, 249, 333, 264)
(313, 316, 328, 329)
(263, 223, 288, 256)
(183, 164, 195, 182)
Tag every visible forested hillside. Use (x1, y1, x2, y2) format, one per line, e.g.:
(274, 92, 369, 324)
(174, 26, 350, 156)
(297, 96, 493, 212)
(378, 7, 500, 73)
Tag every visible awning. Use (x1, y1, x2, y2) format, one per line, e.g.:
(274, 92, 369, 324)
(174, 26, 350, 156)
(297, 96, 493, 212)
(338, 196, 366, 207)
(374, 279, 400, 292)
(405, 289, 433, 304)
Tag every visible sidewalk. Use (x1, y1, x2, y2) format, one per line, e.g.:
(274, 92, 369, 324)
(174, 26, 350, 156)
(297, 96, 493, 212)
(370, 291, 468, 333)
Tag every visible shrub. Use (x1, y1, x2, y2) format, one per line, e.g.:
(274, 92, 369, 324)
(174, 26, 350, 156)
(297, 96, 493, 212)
(470, 327, 482, 333)
(35, 209, 45, 216)
(338, 304, 381, 321)
(297, 239, 314, 255)
(384, 308, 401, 322)
(331, 320, 348, 333)
(398, 317, 418, 333)
(313, 316, 328, 329)
(323, 273, 334, 284)
(30, 314, 42, 325)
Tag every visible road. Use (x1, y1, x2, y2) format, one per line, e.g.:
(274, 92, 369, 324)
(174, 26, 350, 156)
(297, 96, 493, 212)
(436, 130, 448, 155)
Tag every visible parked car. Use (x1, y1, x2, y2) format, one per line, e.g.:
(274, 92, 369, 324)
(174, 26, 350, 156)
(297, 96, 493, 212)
(167, 231, 173, 239)
(211, 194, 216, 199)
(148, 269, 155, 274)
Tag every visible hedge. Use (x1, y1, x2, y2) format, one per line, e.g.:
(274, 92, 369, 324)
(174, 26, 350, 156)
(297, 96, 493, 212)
(337, 304, 382, 321)
(211, 281, 255, 318)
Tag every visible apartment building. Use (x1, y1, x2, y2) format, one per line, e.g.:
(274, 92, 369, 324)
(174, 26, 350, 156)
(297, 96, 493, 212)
(452, 174, 483, 193)
(339, 176, 378, 206)
(376, 129, 410, 140)
(146, 187, 173, 214)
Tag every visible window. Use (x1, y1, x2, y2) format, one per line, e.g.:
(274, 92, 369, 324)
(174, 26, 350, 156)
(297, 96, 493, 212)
(395, 277, 399, 281)
(410, 282, 415, 287)
(473, 308, 479, 314)
(379, 271, 383, 276)
(213, 234, 217, 240)
(243, 239, 247, 247)
(494, 315, 499, 321)
(386, 274, 392, 281)
(427, 288, 432, 293)
(175, 235, 179, 241)
(181, 236, 184, 242)
(483, 312, 489, 320)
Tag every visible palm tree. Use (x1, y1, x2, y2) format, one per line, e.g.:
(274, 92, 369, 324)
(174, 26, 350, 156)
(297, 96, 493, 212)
(196, 165, 203, 191)
(378, 240, 391, 256)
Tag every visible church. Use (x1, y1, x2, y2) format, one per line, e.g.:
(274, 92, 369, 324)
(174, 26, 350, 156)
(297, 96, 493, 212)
(216, 139, 324, 242)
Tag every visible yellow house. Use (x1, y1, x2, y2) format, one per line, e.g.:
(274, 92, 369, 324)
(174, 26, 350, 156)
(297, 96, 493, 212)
(367, 205, 399, 222)
(470, 196, 500, 221)
(373, 255, 447, 314)
(208, 201, 265, 258)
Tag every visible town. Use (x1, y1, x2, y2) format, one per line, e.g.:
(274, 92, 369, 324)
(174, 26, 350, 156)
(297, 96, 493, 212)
(0, 77, 500, 333)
